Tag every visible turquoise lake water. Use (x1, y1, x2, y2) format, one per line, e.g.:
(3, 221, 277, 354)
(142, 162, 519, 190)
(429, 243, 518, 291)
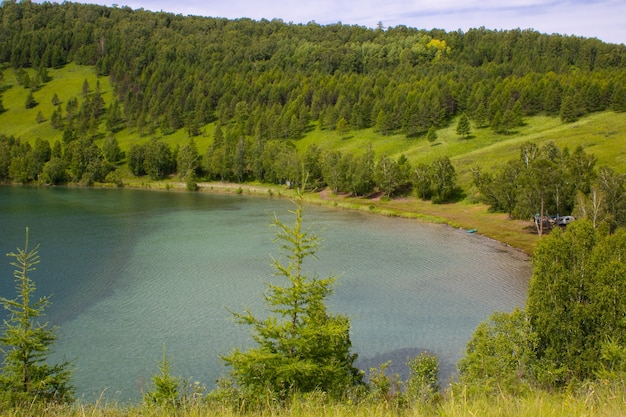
(0, 186, 531, 402)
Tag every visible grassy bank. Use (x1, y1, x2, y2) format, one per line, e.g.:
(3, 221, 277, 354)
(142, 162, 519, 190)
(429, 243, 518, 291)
(5, 381, 625, 417)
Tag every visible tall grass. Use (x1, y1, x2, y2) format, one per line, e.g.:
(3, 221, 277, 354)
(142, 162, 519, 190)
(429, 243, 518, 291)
(3, 381, 625, 417)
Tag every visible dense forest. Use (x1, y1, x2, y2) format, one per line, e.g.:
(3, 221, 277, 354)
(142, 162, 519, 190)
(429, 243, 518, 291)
(1, 2, 626, 197)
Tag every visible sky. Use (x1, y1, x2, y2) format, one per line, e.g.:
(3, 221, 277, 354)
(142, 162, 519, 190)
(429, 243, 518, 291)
(71, 1, 626, 45)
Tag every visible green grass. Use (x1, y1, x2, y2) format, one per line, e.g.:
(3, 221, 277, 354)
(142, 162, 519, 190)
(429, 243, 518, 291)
(3, 381, 625, 417)
(0, 63, 111, 140)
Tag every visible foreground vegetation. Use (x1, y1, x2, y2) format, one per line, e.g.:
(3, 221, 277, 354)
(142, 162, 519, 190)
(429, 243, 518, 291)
(0, 382, 624, 417)
(2, 202, 625, 416)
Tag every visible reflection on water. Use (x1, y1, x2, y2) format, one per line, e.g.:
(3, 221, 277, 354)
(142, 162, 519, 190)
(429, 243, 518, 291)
(0, 186, 530, 402)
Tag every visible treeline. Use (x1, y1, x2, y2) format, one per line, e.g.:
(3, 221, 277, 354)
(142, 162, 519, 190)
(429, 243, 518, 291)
(1, 1, 626, 142)
(473, 142, 626, 231)
(0, 129, 460, 204)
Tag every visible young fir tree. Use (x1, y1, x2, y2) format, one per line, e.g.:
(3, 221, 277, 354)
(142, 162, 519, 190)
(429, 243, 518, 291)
(144, 344, 181, 407)
(222, 185, 362, 400)
(0, 229, 73, 406)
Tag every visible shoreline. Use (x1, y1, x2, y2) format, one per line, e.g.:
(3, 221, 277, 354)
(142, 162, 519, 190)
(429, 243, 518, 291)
(116, 178, 538, 256)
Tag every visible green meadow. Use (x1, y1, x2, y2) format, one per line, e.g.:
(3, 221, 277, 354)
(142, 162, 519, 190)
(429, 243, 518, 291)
(2, 63, 625, 180)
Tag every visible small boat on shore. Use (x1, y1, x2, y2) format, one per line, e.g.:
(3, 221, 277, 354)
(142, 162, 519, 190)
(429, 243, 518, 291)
(466, 228, 478, 233)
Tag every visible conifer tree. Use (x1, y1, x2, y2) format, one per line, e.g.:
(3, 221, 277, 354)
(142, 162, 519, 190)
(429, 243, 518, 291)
(426, 126, 438, 143)
(455, 113, 471, 139)
(144, 345, 181, 407)
(0, 229, 73, 406)
(222, 185, 362, 400)
(24, 91, 37, 109)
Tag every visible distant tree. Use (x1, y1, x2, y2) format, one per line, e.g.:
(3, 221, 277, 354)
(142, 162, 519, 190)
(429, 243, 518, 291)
(176, 138, 200, 179)
(610, 84, 626, 112)
(426, 126, 437, 143)
(51, 140, 62, 159)
(221, 187, 363, 401)
(42, 157, 68, 185)
(574, 188, 606, 229)
(560, 93, 584, 123)
(336, 117, 348, 137)
(0, 229, 74, 406)
(64, 138, 109, 184)
(24, 91, 37, 109)
(455, 113, 471, 139)
(396, 154, 413, 195)
(144, 139, 174, 180)
(50, 105, 64, 130)
(0, 140, 10, 180)
(321, 150, 343, 193)
(597, 166, 626, 230)
(351, 143, 376, 196)
(185, 110, 202, 137)
(206, 125, 229, 180)
(490, 110, 504, 134)
(36, 110, 45, 123)
(374, 155, 401, 197)
(102, 135, 123, 163)
(473, 102, 489, 128)
(412, 163, 432, 200)
(81, 78, 90, 97)
(270, 141, 301, 186)
(430, 156, 457, 203)
(231, 136, 248, 183)
(302, 144, 324, 189)
(500, 108, 517, 134)
(9, 151, 38, 184)
(105, 99, 124, 133)
(374, 109, 393, 136)
(128, 143, 147, 176)
(32, 138, 51, 175)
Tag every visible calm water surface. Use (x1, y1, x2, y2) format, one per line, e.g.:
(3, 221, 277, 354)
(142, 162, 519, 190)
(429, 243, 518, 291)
(0, 186, 530, 401)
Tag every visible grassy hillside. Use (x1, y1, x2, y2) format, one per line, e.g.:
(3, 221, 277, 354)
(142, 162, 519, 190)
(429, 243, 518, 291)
(2, 63, 626, 254)
(3, 64, 625, 177)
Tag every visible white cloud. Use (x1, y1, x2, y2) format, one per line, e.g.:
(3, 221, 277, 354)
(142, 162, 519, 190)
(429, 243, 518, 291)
(60, 0, 626, 44)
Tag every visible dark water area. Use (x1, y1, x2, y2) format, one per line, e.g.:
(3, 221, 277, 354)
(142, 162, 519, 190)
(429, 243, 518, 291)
(0, 186, 530, 402)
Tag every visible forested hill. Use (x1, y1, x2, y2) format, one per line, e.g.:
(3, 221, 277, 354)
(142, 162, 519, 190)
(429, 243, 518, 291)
(2, 0, 626, 142)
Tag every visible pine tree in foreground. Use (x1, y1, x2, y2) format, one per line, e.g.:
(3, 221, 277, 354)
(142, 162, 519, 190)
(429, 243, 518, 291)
(221, 186, 363, 401)
(0, 228, 74, 407)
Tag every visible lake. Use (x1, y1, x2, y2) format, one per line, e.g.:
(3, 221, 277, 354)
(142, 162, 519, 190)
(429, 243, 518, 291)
(0, 186, 531, 402)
